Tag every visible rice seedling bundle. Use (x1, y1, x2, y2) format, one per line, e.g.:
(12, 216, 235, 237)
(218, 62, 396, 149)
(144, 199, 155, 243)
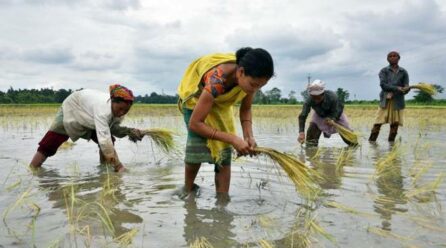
(258, 239, 275, 248)
(367, 227, 412, 242)
(410, 83, 437, 95)
(140, 128, 176, 153)
(190, 237, 214, 248)
(374, 142, 401, 179)
(253, 147, 321, 198)
(331, 122, 358, 145)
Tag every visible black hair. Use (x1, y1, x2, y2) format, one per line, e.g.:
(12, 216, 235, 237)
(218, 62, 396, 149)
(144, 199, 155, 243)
(235, 47, 274, 78)
(111, 97, 133, 105)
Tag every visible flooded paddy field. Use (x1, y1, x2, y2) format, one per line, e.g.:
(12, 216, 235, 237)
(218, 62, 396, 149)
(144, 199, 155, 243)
(0, 104, 445, 247)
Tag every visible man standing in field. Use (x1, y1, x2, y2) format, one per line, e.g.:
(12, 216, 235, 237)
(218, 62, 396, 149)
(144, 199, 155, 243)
(368, 51, 410, 142)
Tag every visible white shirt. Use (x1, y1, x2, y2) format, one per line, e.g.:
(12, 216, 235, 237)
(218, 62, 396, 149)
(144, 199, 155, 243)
(62, 89, 123, 156)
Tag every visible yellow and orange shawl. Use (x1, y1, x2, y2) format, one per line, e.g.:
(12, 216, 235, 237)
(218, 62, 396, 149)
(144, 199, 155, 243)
(177, 53, 247, 164)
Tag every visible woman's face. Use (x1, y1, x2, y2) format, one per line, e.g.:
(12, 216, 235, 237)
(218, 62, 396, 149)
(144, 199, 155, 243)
(111, 101, 132, 117)
(236, 67, 269, 94)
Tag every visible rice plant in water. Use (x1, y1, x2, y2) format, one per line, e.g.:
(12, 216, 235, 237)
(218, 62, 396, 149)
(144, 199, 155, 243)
(253, 147, 321, 199)
(410, 83, 437, 95)
(258, 239, 275, 248)
(331, 122, 359, 145)
(190, 236, 214, 248)
(141, 128, 176, 153)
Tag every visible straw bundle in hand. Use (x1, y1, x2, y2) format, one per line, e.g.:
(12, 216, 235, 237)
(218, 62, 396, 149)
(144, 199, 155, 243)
(253, 147, 321, 198)
(140, 128, 176, 153)
(410, 83, 437, 95)
(331, 122, 358, 145)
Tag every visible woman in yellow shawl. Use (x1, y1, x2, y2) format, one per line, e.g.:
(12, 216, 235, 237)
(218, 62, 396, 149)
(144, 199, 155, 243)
(178, 47, 274, 194)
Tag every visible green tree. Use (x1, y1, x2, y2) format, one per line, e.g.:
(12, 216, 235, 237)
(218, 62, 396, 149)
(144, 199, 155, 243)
(288, 90, 297, 104)
(300, 89, 309, 102)
(265, 87, 282, 104)
(254, 90, 267, 104)
(336, 88, 350, 103)
(413, 84, 444, 102)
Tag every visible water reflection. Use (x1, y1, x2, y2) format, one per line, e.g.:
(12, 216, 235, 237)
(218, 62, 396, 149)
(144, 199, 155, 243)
(303, 146, 358, 190)
(34, 166, 143, 238)
(183, 193, 236, 247)
(370, 144, 408, 231)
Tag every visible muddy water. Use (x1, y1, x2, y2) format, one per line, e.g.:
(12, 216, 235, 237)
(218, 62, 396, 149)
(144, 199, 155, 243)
(0, 107, 445, 247)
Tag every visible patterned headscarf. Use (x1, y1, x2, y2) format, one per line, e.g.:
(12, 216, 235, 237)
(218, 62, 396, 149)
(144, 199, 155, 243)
(109, 84, 134, 102)
(307, 79, 325, 96)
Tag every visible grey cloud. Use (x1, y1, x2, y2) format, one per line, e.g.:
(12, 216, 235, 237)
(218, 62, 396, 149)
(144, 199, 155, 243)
(226, 26, 343, 61)
(23, 47, 74, 64)
(70, 51, 122, 71)
(345, 0, 446, 52)
(2, 0, 140, 10)
(102, 0, 140, 11)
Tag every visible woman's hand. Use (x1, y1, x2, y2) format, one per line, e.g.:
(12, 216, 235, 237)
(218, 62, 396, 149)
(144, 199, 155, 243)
(298, 132, 305, 144)
(232, 136, 252, 156)
(244, 136, 258, 156)
(245, 136, 257, 149)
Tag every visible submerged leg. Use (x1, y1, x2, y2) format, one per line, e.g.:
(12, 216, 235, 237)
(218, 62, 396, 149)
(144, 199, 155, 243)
(306, 122, 322, 147)
(388, 123, 399, 142)
(31, 131, 69, 168)
(215, 165, 231, 193)
(368, 124, 382, 142)
(185, 163, 201, 193)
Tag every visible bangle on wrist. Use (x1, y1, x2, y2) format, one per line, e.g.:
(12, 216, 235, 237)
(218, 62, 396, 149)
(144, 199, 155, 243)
(241, 119, 252, 124)
(210, 128, 218, 139)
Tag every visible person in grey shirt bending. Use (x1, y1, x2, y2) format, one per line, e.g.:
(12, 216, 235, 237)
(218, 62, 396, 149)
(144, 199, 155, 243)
(297, 80, 355, 146)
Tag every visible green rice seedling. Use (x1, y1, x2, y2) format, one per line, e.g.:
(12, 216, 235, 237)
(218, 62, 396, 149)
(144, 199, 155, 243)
(47, 239, 62, 248)
(141, 128, 176, 153)
(307, 215, 336, 244)
(335, 148, 355, 173)
(258, 239, 274, 248)
(408, 161, 433, 186)
(59, 141, 76, 150)
(258, 215, 275, 228)
(190, 236, 214, 248)
(373, 142, 401, 180)
(309, 147, 324, 161)
(331, 121, 359, 145)
(2, 187, 33, 221)
(77, 225, 92, 247)
(29, 202, 41, 246)
(253, 147, 321, 199)
(284, 207, 336, 248)
(409, 83, 437, 95)
(76, 202, 116, 237)
(324, 201, 377, 218)
(404, 215, 446, 232)
(5, 178, 22, 191)
(405, 173, 444, 200)
(114, 228, 139, 246)
(367, 226, 412, 242)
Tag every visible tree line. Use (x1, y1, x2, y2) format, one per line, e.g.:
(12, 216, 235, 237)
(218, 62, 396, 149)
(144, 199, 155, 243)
(0, 85, 444, 104)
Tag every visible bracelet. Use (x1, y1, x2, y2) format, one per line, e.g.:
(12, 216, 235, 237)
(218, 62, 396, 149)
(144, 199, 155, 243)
(241, 119, 252, 124)
(210, 128, 218, 139)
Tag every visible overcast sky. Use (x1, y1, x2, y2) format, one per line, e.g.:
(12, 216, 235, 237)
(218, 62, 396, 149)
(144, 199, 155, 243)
(1, 0, 445, 100)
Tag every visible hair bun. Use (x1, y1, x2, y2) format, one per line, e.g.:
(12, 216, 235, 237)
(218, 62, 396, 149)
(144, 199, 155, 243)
(236, 47, 253, 64)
